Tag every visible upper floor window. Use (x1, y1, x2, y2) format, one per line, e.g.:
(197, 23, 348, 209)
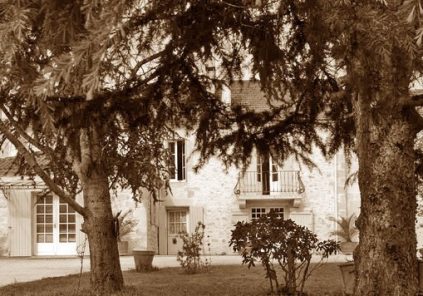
(169, 140, 185, 181)
(257, 153, 278, 183)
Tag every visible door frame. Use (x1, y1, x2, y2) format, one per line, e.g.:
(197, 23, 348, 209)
(166, 207, 189, 255)
(258, 153, 279, 195)
(32, 194, 78, 256)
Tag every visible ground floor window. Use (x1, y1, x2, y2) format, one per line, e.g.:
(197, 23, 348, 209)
(251, 207, 285, 220)
(251, 208, 266, 219)
(167, 210, 188, 235)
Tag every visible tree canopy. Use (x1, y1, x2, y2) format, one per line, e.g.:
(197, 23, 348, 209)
(1, 0, 423, 294)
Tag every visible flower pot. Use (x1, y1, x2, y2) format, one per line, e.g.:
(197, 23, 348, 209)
(339, 262, 355, 295)
(133, 250, 155, 272)
(118, 241, 129, 255)
(340, 242, 358, 255)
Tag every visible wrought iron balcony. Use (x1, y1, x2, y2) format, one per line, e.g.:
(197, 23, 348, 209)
(234, 170, 305, 196)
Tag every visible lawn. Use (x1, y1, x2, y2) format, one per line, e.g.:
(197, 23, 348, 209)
(0, 264, 345, 296)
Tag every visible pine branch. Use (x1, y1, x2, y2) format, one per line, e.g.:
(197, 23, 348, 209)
(403, 90, 423, 106)
(126, 50, 166, 85)
(409, 108, 423, 132)
(0, 119, 87, 216)
(0, 104, 56, 157)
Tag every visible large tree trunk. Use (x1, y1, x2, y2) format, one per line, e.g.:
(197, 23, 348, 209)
(82, 168, 124, 293)
(354, 95, 418, 295)
(78, 124, 124, 293)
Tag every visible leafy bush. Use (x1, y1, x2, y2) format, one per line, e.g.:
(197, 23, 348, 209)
(230, 214, 339, 296)
(116, 210, 138, 241)
(177, 222, 210, 274)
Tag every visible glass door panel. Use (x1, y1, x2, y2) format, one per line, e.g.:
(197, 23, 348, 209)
(35, 195, 77, 255)
(167, 210, 188, 255)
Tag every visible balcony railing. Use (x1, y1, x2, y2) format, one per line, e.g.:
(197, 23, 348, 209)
(234, 171, 305, 195)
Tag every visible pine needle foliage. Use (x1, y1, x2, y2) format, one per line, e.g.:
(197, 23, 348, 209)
(1, 1, 423, 292)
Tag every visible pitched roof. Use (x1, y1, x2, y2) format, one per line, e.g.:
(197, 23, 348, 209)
(0, 156, 23, 177)
(230, 81, 270, 112)
(0, 156, 49, 189)
(0, 155, 49, 177)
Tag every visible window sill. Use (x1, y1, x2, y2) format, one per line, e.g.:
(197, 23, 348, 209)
(169, 179, 187, 183)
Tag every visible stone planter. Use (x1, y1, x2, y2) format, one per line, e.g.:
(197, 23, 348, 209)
(339, 242, 358, 255)
(133, 250, 155, 272)
(339, 262, 355, 295)
(118, 241, 129, 255)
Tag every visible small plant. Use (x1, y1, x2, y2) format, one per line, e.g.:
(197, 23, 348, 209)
(328, 214, 358, 242)
(177, 222, 210, 274)
(230, 213, 339, 296)
(116, 210, 138, 241)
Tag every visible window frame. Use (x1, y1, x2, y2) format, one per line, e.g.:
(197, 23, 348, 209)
(167, 209, 189, 235)
(256, 153, 279, 183)
(250, 207, 285, 220)
(168, 139, 186, 181)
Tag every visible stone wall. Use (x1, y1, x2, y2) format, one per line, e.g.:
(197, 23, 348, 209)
(0, 136, 364, 257)
(164, 132, 239, 255)
(111, 188, 158, 253)
(294, 149, 360, 240)
(158, 132, 362, 254)
(187, 155, 238, 255)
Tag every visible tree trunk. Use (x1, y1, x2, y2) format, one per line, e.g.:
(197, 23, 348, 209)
(354, 95, 418, 295)
(82, 169, 124, 293)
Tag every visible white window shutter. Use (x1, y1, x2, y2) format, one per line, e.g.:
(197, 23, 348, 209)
(158, 205, 167, 255)
(289, 212, 314, 232)
(9, 190, 32, 256)
(189, 206, 204, 233)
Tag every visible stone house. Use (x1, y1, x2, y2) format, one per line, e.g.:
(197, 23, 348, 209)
(0, 81, 364, 256)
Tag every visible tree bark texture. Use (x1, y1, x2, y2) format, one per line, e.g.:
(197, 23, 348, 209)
(82, 169, 124, 293)
(78, 124, 124, 293)
(353, 94, 418, 295)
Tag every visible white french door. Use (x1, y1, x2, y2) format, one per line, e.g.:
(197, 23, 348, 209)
(35, 195, 77, 255)
(257, 153, 279, 195)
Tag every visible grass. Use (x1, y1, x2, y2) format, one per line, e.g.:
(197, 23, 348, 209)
(0, 264, 345, 296)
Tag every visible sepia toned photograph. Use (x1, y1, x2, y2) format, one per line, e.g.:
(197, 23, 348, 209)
(0, 1, 422, 295)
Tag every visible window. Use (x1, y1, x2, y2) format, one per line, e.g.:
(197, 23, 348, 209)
(36, 195, 54, 243)
(169, 140, 185, 181)
(251, 207, 284, 220)
(59, 197, 76, 243)
(271, 163, 278, 182)
(251, 208, 266, 219)
(257, 153, 278, 183)
(257, 156, 261, 182)
(269, 208, 284, 219)
(168, 210, 188, 234)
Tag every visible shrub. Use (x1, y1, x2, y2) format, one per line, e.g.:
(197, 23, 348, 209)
(328, 214, 358, 242)
(116, 210, 138, 241)
(230, 213, 339, 296)
(177, 222, 210, 274)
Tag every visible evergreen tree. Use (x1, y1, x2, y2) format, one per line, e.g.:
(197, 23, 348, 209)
(1, 0, 422, 294)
